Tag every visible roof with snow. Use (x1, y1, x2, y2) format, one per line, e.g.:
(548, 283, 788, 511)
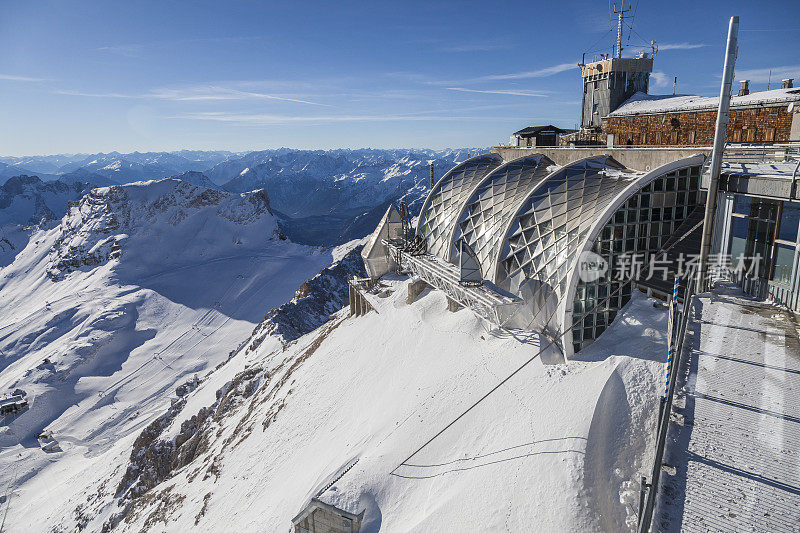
(513, 125, 573, 136)
(609, 87, 800, 117)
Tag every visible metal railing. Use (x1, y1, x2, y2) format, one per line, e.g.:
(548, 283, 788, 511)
(718, 141, 800, 163)
(637, 273, 698, 532)
(382, 238, 522, 327)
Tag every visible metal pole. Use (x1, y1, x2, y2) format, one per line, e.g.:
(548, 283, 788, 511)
(430, 162, 435, 189)
(698, 15, 739, 292)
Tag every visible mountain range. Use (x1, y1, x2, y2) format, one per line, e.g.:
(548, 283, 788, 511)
(0, 148, 480, 247)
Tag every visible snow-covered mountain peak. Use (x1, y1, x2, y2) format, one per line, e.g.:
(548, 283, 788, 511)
(46, 178, 279, 280)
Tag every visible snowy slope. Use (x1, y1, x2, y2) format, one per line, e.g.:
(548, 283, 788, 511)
(170, 171, 220, 190)
(0, 175, 98, 267)
(0, 175, 96, 227)
(3, 267, 670, 532)
(0, 179, 342, 531)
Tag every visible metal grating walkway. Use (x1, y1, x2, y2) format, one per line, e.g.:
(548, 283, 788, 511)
(383, 239, 522, 328)
(656, 282, 800, 532)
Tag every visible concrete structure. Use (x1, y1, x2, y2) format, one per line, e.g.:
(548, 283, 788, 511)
(580, 55, 653, 129)
(348, 278, 375, 317)
(406, 278, 428, 304)
(491, 145, 709, 171)
(365, 153, 706, 358)
(361, 204, 403, 279)
(291, 498, 363, 533)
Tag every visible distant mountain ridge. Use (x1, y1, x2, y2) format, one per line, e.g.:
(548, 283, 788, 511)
(1, 148, 483, 246)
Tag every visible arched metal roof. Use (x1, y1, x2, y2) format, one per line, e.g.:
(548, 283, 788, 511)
(417, 153, 503, 260)
(493, 155, 634, 337)
(559, 154, 706, 357)
(449, 154, 555, 279)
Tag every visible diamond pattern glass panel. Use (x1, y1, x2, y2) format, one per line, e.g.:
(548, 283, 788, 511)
(496, 156, 632, 337)
(417, 153, 503, 259)
(450, 154, 554, 277)
(570, 164, 703, 354)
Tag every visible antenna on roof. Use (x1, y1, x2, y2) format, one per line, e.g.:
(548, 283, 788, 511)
(613, 2, 631, 58)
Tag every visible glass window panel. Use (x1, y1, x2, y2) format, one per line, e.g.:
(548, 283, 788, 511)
(772, 242, 795, 284)
(733, 195, 752, 216)
(779, 202, 800, 242)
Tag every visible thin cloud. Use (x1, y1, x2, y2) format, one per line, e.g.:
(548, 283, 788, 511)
(657, 42, 708, 51)
(0, 74, 49, 82)
(442, 43, 513, 52)
(150, 86, 331, 106)
(650, 71, 671, 88)
(172, 112, 511, 125)
(735, 65, 800, 84)
(54, 89, 133, 98)
(54, 84, 331, 106)
(472, 62, 576, 81)
(97, 44, 144, 58)
(446, 87, 548, 97)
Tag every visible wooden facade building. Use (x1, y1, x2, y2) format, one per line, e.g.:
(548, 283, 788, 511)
(602, 85, 800, 147)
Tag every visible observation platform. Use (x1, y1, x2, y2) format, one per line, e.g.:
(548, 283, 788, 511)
(382, 239, 522, 328)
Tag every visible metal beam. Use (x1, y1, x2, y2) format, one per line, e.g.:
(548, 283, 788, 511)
(698, 16, 739, 292)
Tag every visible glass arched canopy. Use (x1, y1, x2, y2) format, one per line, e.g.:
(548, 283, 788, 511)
(450, 154, 555, 278)
(417, 153, 504, 259)
(413, 152, 705, 358)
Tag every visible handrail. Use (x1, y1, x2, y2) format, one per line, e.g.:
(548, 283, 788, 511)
(637, 273, 697, 532)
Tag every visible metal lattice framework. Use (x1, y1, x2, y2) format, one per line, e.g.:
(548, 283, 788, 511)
(402, 153, 707, 358)
(383, 239, 521, 326)
(417, 153, 503, 260)
(450, 154, 555, 277)
(494, 156, 635, 339)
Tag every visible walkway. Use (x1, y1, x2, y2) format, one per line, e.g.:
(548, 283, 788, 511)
(656, 282, 800, 532)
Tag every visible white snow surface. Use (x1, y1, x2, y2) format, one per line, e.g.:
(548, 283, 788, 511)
(609, 87, 800, 116)
(656, 284, 800, 531)
(2, 269, 671, 532)
(0, 178, 334, 530)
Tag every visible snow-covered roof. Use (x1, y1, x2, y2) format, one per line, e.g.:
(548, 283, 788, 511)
(721, 159, 800, 179)
(609, 87, 800, 117)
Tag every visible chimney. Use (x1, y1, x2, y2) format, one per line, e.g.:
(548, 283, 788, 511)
(782, 78, 794, 89)
(738, 79, 750, 96)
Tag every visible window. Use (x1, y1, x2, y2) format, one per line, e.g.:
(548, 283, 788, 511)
(772, 242, 795, 285)
(688, 130, 696, 144)
(765, 128, 776, 142)
(779, 203, 800, 242)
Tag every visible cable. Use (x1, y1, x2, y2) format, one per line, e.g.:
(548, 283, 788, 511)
(582, 28, 614, 60)
(389, 273, 637, 476)
(389, 209, 700, 476)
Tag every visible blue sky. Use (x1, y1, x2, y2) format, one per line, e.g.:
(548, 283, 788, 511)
(1, 0, 799, 155)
